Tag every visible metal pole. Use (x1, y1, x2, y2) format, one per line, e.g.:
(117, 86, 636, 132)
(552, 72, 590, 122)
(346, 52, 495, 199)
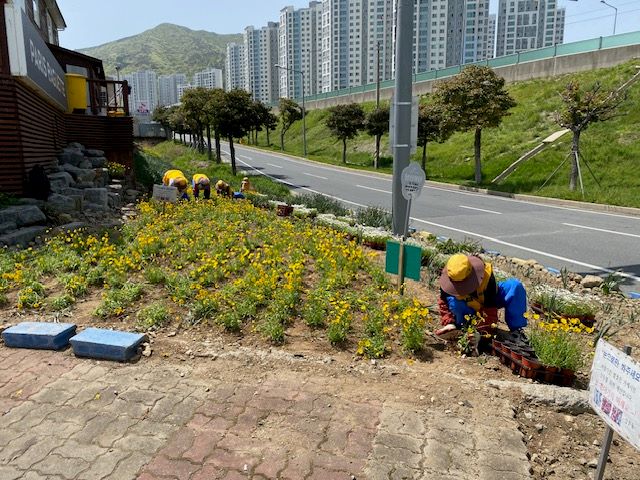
(301, 70, 307, 157)
(594, 345, 632, 480)
(397, 198, 412, 295)
(391, 0, 414, 236)
(376, 41, 381, 107)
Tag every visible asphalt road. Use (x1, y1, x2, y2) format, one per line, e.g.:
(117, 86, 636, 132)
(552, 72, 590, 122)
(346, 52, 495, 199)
(219, 144, 640, 293)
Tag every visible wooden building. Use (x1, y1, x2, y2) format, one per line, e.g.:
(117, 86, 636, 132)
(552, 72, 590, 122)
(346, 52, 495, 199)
(0, 0, 133, 196)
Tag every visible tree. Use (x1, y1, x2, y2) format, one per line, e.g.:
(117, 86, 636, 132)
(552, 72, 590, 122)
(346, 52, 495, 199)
(217, 89, 254, 175)
(181, 87, 209, 154)
(168, 106, 187, 144)
(204, 88, 226, 163)
(279, 98, 302, 151)
(326, 103, 365, 164)
(152, 106, 172, 140)
(434, 65, 516, 184)
(555, 81, 624, 191)
(417, 100, 453, 175)
(264, 110, 278, 147)
(249, 100, 272, 146)
(365, 106, 389, 169)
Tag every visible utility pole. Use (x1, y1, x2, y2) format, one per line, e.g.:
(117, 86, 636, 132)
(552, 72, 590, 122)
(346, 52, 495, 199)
(376, 41, 381, 107)
(391, 0, 414, 236)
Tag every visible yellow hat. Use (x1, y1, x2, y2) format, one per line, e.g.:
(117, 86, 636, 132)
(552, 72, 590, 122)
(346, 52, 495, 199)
(216, 180, 226, 189)
(440, 254, 485, 296)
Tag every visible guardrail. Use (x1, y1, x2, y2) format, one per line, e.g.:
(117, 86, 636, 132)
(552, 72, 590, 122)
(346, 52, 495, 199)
(299, 30, 640, 104)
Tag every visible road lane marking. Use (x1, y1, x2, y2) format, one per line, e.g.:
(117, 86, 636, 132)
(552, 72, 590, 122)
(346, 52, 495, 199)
(239, 154, 252, 161)
(304, 173, 328, 180)
(357, 185, 391, 194)
(267, 163, 283, 169)
(563, 223, 640, 239)
(236, 146, 640, 221)
(459, 205, 502, 215)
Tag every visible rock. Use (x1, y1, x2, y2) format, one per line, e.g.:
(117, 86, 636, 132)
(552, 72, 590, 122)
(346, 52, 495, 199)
(84, 149, 105, 157)
(85, 203, 108, 212)
(78, 169, 97, 184)
(108, 193, 122, 209)
(0, 205, 46, 227)
(68, 142, 84, 150)
(61, 163, 84, 178)
(0, 222, 17, 234)
(511, 257, 529, 267)
(48, 172, 75, 193)
(90, 156, 107, 168)
(58, 149, 84, 166)
(83, 188, 108, 208)
(141, 343, 152, 357)
(486, 380, 591, 414)
(78, 160, 92, 170)
(16, 198, 45, 207)
(587, 459, 598, 468)
(60, 187, 85, 197)
(126, 189, 140, 198)
(0, 226, 46, 247)
(525, 411, 533, 420)
(581, 275, 604, 288)
(47, 193, 78, 213)
(535, 423, 544, 433)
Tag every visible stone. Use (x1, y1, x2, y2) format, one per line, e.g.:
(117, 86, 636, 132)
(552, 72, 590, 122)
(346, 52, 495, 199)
(108, 193, 122, 209)
(58, 149, 84, 166)
(60, 187, 85, 197)
(0, 226, 47, 247)
(126, 189, 140, 198)
(83, 188, 108, 208)
(85, 203, 108, 212)
(0, 205, 46, 227)
(62, 163, 84, 178)
(17, 198, 45, 207)
(68, 142, 84, 150)
(581, 275, 604, 288)
(76, 169, 97, 184)
(0, 222, 17, 235)
(47, 194, 78, 213)
(90, 157, 107, 168)
(78, 160, 92, 170)
(486, 380, 590, 414)
(587, 458, 598, 468)
(84, 149, 105, 157)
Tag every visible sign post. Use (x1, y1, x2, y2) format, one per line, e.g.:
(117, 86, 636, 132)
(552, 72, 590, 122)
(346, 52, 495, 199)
(152, 185, 178, 214)
(589, 340, 640, 479)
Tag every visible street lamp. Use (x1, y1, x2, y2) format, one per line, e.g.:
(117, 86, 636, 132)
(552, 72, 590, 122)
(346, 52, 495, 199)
(600, 0, 618, 35)
(274, 63, 307, 157)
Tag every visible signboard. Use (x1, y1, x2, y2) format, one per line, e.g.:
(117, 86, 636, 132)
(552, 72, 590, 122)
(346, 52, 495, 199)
(5, 5, 67, 110)
(589, 340, 640, 451)
(152, 185, 178, 203)
(385, 241, 422, 281)
(401, 162, 426, 200)
(389, 96, 419, 155)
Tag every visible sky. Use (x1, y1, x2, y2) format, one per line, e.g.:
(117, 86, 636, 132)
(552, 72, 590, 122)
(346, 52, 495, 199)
(56, 0, 640, 51)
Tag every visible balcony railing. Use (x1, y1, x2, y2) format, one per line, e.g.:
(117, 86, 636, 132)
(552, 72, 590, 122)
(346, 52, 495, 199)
(85, 79, 130, 116)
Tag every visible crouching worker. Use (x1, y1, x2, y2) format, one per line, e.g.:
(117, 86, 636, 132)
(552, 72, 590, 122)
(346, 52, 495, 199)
(162, 169, 189, 200)
(215, 180, 233, 198)
(192, 173, 211, 199)
(435, 254, 528, 343)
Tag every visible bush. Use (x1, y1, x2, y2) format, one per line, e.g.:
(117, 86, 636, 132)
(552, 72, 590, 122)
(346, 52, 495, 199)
(355, 206, 392, 229)
(137, 303, 170, 329)
(107, 161, 126, 179)
(50, 294, 75, 311)
(528, 325, 584, 371)
(295, 193, 349, 216)
(133, 149, 172, 191)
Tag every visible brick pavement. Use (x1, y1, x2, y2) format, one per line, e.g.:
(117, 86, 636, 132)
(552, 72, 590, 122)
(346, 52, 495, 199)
(0, 346, 532, 480)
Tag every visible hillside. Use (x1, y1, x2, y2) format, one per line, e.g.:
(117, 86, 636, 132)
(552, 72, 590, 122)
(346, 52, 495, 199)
(257, 60, 640, 208)
(80, 23, 242, 77)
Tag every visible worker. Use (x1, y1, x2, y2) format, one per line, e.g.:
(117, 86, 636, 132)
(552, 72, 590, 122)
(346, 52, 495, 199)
(435, 254, 528, 342)
(162, 169, 189, 200)
(240, 177, 254, 194)
(215, 180, 233, 198)
(192, 173, 211, 199)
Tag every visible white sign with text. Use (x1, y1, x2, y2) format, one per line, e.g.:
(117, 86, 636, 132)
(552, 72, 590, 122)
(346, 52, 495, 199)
(589, 340, 640, 451)
(152, 185, 178, 203)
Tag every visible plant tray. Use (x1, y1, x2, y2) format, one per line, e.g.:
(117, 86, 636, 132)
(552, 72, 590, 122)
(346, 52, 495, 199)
(529, 303, 596, 328)
(70, 328, 147, 362)
(2, 322, 76, 350)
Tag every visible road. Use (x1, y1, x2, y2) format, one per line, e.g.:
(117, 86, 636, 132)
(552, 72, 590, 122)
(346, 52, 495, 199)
(219, 144, 640, 293)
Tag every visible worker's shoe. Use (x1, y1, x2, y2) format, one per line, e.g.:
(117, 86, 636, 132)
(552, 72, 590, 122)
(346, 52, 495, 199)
(434, 324, 461, 341)
(508, 328, 529, 347)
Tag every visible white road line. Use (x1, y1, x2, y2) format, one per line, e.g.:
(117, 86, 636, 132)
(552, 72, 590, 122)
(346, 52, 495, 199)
(411, 218, 640, 283)
(304, 172, 328, 180)
(267, 163, 283, 169)
(239, 154, 252, 161)
(459, 205, 502, 215)
(356, 184, 391, 194)
(237, 146, 640, 221)
(563, 223, 640, 239)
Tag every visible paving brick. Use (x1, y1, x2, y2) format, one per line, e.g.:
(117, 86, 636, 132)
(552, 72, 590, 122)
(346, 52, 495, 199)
(375, 432, 424, 454)
(182, 430, 222, 463)
(191, 464, 227, 480)
(254, 453, 288, 478)
(53, 440, 108, 462)
(312, 452, 365, 475)
(308, 466, 353, 480)
(0, 465, 23, 480)
(109, 451, 150, 480)
(145, 455, 201, 478)
(32, 453, 90, 479)
(205, 448, 260, 471)
(157, 426, 195, 459)
(112, 433, 166, 454)
(13, 437, 60, 470)
(76, 449, 130, 480)
(279, 453, 313, 480)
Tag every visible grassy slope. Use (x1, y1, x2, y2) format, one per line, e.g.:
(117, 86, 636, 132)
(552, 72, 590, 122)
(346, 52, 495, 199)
(256, 61, 640, 208)
(81, 24, 242, 77)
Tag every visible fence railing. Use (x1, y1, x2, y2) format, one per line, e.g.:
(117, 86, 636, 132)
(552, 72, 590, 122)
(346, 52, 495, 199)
(86, 79, 130, 116)
(300, 30, 640, 104)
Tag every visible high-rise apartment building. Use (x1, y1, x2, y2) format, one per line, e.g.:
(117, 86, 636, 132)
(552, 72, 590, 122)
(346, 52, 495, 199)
(226, 42, 247, 91)
(496, 0, 566, 57)
(123, 71, 158, 115)
(486, 13, 497, 59)
(193, 68, 224, 90)
(365, 0, 394, 85)
(177, 84, 193, 102)
(279, 2, 323, 99)
(245, 22, 280, 104)
(158, 73, 187, 107)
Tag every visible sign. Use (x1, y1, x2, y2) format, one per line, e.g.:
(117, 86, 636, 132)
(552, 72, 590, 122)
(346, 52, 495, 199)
(401, 162, 426, 200)
(5, 5, 67, 110)
(589, 340, 640, 451)
(389, 96, 419, 154)
(385, 240, 422, 281)
(152, 185, 178, 203)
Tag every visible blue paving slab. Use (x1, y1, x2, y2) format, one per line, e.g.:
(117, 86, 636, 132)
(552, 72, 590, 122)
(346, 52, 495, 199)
(628, 292, 640, 299)
(69, 328, 148, 362)
(546, 267, 561, 276)
(2, 322, 76, 350)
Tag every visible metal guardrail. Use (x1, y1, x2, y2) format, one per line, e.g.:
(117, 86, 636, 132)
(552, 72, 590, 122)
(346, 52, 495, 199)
(300, 30, 640, 104)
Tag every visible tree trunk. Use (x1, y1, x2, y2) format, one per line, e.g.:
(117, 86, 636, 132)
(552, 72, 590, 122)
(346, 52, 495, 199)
(280, 130, 285, 151)
(214, 132, 221, 164)
(206, 124, 212, 161)
(421, 141, 427, 175)
(229, 137, 237, 176)
(374, 134, 380, 169)
(569, 130, 581, 191)
(342, 139, 347, 164)
(266, 128, 271, 146)
(474, 128, 482, 184)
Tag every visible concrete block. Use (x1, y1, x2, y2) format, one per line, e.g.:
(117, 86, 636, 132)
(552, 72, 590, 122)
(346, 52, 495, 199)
(2, 322, 76, 350)
(70, 328, 148, 362)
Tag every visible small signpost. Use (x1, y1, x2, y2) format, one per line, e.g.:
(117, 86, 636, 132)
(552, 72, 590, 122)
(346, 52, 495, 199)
(385, 162, 426, 293)
(152, 185, 178, 203)
(389, 96, 419, 155)
(589, 340, 639, 479)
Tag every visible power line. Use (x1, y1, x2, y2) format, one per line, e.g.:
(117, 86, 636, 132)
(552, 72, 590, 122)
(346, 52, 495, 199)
(564, 7, 640, 26)
(563, 0, 638, 19)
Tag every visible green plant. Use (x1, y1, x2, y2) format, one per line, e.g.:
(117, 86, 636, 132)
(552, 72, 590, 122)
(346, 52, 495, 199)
(137, 303, 170, 329)
(357, 310, 388, 358)
(50, 294, 75, 311)
(94, 282, 144, 318)
(296, 193, 349, 216)
(61, 274, 89, 297)
(435, 238, 481, 255)
(355, 206, 392, 229)
(17, 282, 45, 309)
(107, 161, 127, 179)
(528, 325, 584, 371)
(303, 292, 328, 328)
(0, 292, 8, 307)
(144, 267, 166, 285)
(601, 271, 622, 295)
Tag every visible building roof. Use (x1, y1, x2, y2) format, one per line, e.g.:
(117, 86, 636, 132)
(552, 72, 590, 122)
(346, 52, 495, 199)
(45, 0, 67, 29)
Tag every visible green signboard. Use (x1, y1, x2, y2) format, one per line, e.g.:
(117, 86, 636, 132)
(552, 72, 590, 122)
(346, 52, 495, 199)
(385, 240, 422, 281)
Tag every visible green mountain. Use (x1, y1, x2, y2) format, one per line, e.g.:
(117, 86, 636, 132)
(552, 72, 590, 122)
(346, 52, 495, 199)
(80, 23, 242, 78)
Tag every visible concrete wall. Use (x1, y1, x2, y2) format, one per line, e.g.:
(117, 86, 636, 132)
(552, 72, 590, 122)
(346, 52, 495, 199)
(305, 44, 640, 110)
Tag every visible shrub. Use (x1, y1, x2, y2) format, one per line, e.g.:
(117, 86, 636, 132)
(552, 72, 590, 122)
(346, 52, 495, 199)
(50, 294, 75, 311)
(295, 193, 349, 216)
(528, 325, 584, 371)
(107, 161, 127, 179)
(435, 237, 481, 255)
(355, 206, 392, 229)
(137, 303, 170, 330)
(144, 267, 166, 285)
(17, 282, 45, 309)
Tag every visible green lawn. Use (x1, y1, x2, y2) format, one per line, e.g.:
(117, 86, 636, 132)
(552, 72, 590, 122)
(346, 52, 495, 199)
(253, 60, 640, 208)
